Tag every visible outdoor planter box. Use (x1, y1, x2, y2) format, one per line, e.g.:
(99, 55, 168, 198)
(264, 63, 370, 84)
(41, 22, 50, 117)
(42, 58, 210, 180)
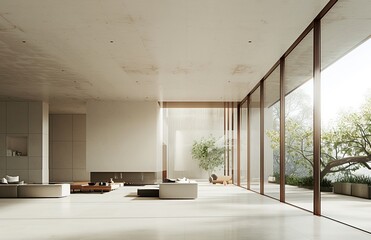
(333, 182, 352, 195)
(351, 183, 370, 199)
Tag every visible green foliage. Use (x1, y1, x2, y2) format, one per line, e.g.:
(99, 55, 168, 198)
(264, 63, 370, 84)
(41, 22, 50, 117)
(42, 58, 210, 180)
(320, 178, 333, 188)
(285, 175, 303, 186)
(283, 175, 332, 187)
(320, 98, 371, 177)
(335, 175, 371, 185)
(191, 136, 224, 175)
(273, 172, 280, 183)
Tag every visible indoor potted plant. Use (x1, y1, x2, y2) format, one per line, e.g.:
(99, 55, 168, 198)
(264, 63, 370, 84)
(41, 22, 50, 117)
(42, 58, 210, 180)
(191, 136, 224, 182)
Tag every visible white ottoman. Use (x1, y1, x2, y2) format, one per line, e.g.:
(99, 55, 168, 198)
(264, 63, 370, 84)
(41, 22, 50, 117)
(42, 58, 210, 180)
(159, 182, 198, 199)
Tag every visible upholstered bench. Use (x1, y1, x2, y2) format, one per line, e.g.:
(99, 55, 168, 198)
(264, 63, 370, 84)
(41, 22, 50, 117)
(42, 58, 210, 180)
(17, 184, 70, 198)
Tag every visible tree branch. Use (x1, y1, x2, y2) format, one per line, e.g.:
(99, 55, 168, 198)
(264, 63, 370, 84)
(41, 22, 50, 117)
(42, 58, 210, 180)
(320, 155, 371, 180)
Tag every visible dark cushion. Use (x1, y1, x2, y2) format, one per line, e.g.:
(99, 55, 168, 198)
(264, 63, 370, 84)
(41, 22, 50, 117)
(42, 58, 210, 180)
(211, 174, 218, 180)
(137, 188, 159, 197)
(163, 178, 176, 183)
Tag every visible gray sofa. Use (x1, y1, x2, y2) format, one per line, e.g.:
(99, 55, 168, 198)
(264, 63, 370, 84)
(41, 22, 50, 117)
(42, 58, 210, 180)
(0, 184, 70, 198)
(0, 185, 18, 198)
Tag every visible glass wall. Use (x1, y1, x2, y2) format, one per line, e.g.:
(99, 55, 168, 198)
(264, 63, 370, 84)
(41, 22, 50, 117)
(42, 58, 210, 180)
(263, 66, 280, 199)
(321, 0, 371, 232)
(224, 103, 237, 182)
(232, 106, 238, 184)
(236, 0, 371, 232)
(240, 101, 248, 188)
(163, 106, 225, 179)
(284, 30, 314, 211)
(250, 87, 261, 192)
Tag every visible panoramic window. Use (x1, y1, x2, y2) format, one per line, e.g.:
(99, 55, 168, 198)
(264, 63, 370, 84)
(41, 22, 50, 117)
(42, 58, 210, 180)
(240, 101, 248, 188)
(263, 66, 280, 199)
(321, 0, 371, 232)
(284, 30, 314, 211)
(249, 87, 261, 192)
(236, 0, 370, 232)
(232, 106, 238, 184)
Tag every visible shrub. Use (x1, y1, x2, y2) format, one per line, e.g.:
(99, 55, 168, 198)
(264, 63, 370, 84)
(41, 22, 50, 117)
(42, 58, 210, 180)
(277, 175, 333, 187)
(335, 175, 371, 185)
(320, 178, 333, 187)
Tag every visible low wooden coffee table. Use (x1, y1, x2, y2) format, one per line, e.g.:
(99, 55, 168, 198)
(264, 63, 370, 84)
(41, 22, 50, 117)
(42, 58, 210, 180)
(84, 184, 120, 193)
(71, 182, 122, 193)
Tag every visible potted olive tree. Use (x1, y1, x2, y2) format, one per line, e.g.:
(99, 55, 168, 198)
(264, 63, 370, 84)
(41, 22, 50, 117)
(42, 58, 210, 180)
(191, 136, 224, 182)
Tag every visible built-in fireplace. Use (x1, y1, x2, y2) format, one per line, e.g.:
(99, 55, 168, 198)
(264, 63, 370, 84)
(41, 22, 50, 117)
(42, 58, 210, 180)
(90, 172, 159, 185)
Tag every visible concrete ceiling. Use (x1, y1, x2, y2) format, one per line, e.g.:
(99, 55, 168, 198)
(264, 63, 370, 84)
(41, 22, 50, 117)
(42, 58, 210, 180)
(0, 0, 329, 113)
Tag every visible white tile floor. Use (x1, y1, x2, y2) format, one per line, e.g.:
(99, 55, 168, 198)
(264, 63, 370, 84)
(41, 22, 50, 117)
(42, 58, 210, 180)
(0, 183, 370, 240)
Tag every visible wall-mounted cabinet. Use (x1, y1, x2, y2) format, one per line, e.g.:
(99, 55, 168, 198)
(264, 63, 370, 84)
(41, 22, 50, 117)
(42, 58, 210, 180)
(6, 136, 28, 156)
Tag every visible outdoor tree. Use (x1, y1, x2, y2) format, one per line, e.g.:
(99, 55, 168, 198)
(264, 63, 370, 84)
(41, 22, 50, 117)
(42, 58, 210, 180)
(320, 98, 371, 179)
(267, 96, 371, 181)
(268, 89, 314, 177)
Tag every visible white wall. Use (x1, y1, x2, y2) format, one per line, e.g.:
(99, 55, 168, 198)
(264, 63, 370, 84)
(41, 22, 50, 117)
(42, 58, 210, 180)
(86, 101, 160, 172)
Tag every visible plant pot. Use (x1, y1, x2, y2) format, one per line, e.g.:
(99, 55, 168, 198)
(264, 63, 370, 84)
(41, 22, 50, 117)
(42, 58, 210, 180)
(333, 182, 352, 195)
(351, 183, 369, 199)
(333, 182, 341, 194)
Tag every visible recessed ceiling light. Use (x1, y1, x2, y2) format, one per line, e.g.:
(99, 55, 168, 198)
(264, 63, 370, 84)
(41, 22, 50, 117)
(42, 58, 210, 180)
(22, 40, 26, 43)
(110, 40, 114, 43)
(248, 40, 252, 43)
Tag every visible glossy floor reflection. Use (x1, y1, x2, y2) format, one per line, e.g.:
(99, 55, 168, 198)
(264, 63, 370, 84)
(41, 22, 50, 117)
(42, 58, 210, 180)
(263, 183, 371, 233)
(0, 183, 370, 240)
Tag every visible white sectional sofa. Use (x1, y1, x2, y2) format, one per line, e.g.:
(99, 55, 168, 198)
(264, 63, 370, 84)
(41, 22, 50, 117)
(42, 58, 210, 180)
(18, 184, 70, 198)
(159, 182, 198, 199)
(0, 184, 70, 198)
